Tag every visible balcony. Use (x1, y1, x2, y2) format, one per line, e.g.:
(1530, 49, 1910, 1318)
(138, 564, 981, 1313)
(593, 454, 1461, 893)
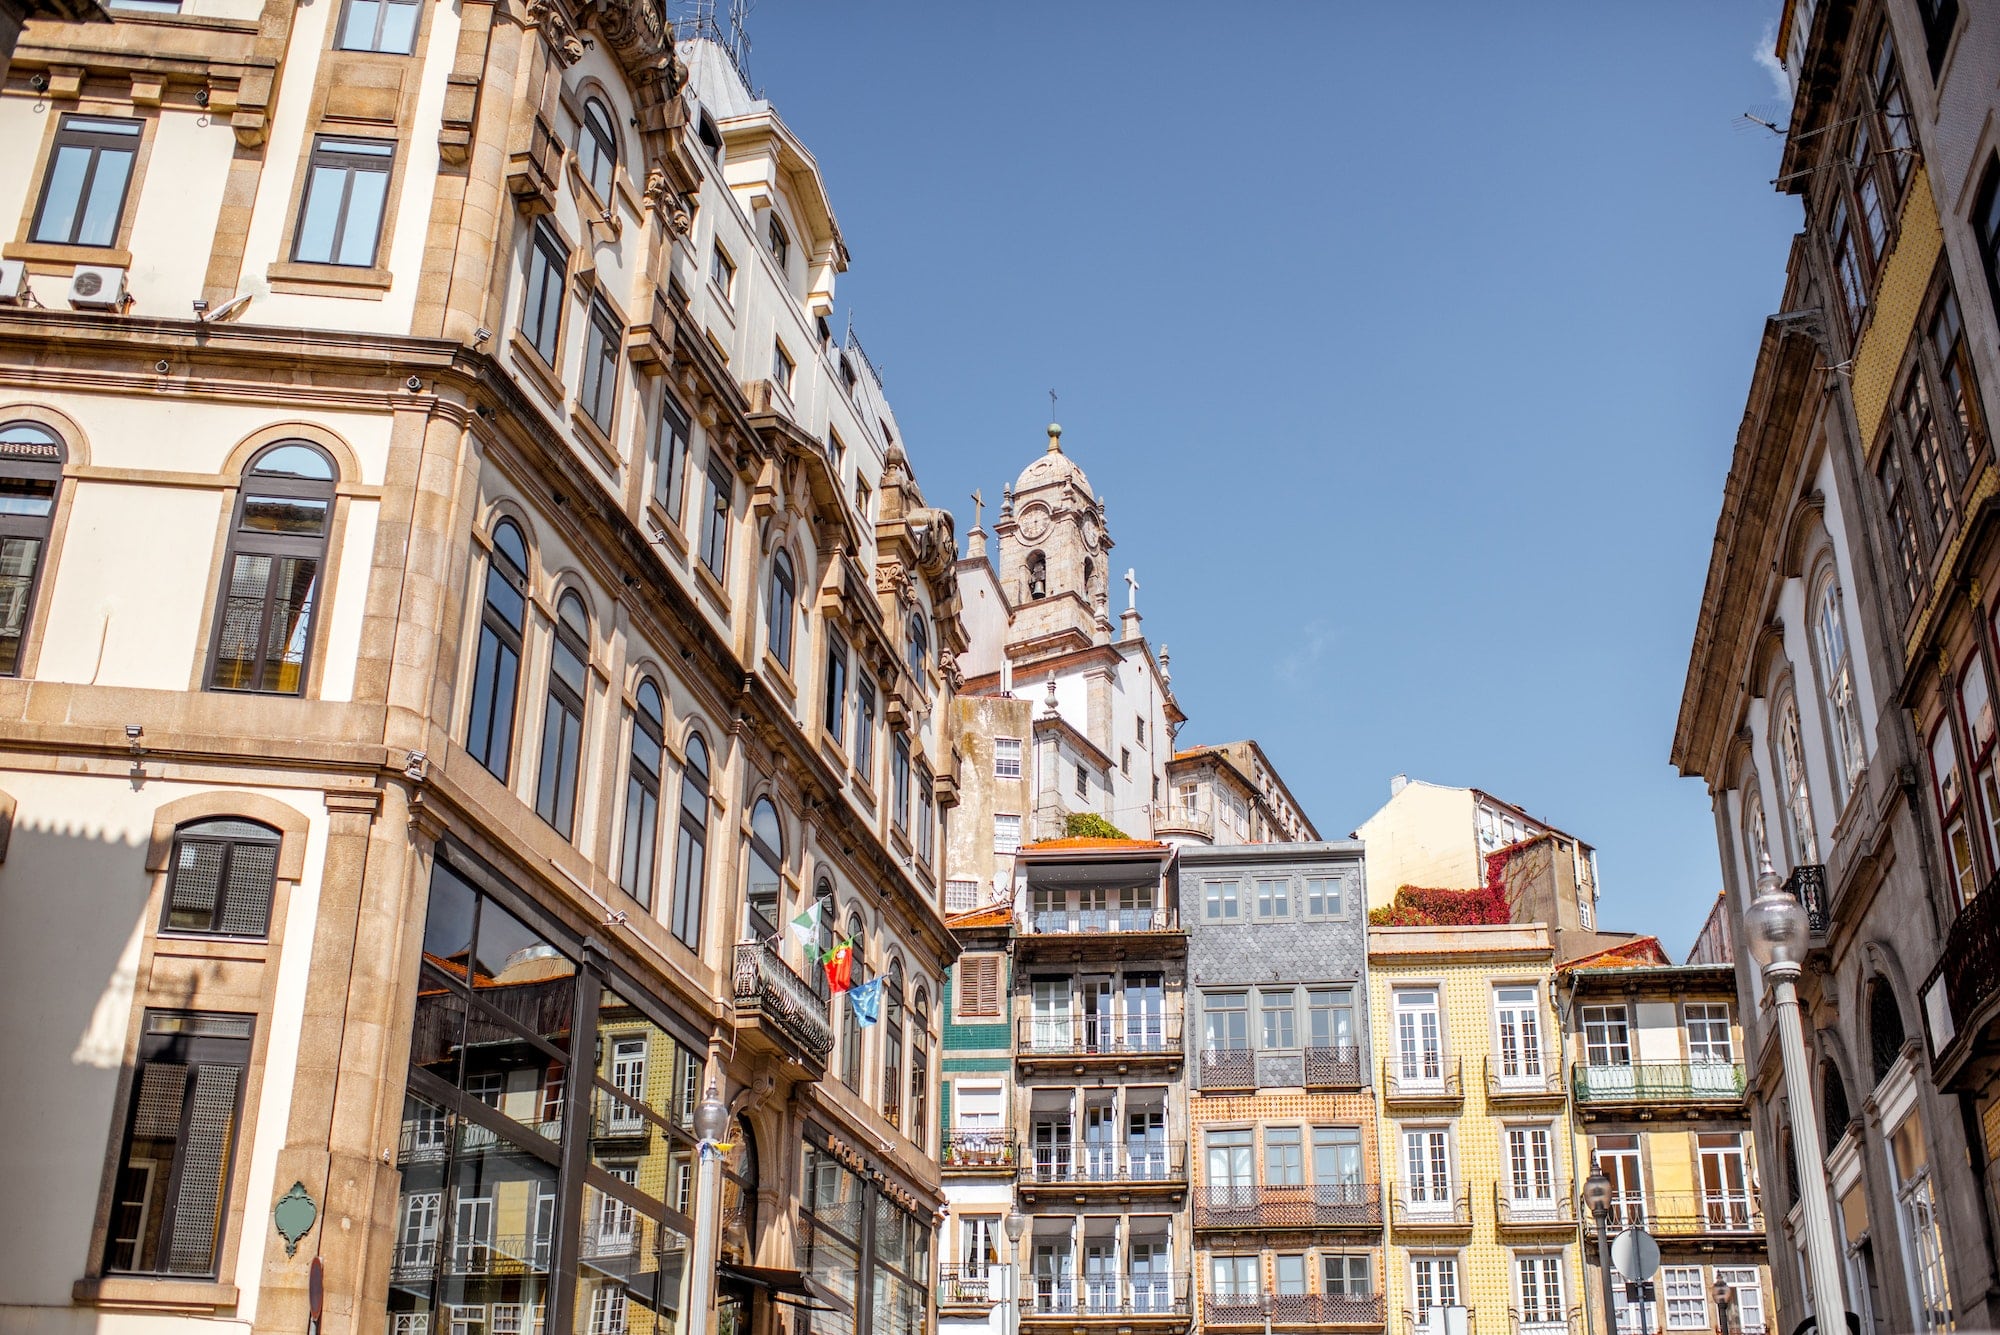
(1571, 1061, 1746, 1107)
(941, 1129, 1018, 1173)
(731, 940, 833, 1075)
(398, 1118, 449, 1166)
(1018, 1142, 1189, 1201)
(940, 1263, 1001, 1309)
(1785, 863, 1828, 940)
(1151, 801, 1215, 841)
(1509, 1313, 1581, 1335)
(1020, 1274, 1191, 1323)
(1017, 1015, 1184, 1072)
(1387, 1185, 1473, 1234)
(1193, 1183, 1382, 1231)
(438, 1235, 553, 1278)
(1492, 1183, 1576, 1232)
(1198, 1045, 1363, 1091)
(1933, 871, 2000, 1074)
(1204, 1295, 1387, 1329)
(1381, 1056, 1464, 1107)
(1582, 1192, 1762, 1241)
(1021, 904, 1179, 936)
(1485, 1055, 1564, 1104)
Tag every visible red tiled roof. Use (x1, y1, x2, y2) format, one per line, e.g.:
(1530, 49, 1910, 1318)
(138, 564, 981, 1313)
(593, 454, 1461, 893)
(1558, 936, 1671, 970)
(1020, 837, 1168, 852)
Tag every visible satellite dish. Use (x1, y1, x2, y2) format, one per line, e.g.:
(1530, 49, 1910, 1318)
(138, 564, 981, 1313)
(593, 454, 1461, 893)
(1610, 1228, 1662, 1281)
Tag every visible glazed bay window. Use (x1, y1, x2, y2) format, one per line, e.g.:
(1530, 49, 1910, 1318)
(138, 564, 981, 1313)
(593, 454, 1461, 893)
(519, 222, 568, 369)
(31, 114, 140, 247)
(534, 593, 589, 840)
(0, 421, 65, 676)
(292, 136, 393, 267)
(105, 1010, 253, 1276)
(578, 297, 620, 431)
(336, 0, 421, 52)
(209, 443, 336, 694)
(699, 456, 731, 578)
(466, 522, 529, 780)
(163, 819, 280, 937)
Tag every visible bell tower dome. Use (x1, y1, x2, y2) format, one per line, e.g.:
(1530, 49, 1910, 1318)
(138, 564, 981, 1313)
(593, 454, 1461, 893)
(993, 424, 1112, 648)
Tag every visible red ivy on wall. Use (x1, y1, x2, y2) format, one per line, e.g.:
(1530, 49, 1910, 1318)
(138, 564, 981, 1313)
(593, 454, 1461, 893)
(1367, 846, 1518, 927)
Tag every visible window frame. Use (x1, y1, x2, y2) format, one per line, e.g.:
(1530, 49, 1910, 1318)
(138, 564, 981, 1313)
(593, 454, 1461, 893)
(994, 736, 1023, 780)
(670, 733, 711, 950)
(767, 213, 790, 271)
(290, 135, 394, 268)
(0, 421, 67, 677)
(772, 340, 795, 396)
(465, 520, 530, 780)
(766, 548, 796, 672)
(161, 818, 283, 939)
(578, 97, 619, 203)
(699, 453, 732, 579)
(652, 391, 692, 525)
(578, 294, 621, 432)
(852, 671, 876, 783)
(992, 812, 1021, 854)
(824, 633, 848, 746)
(334, 0, 422, 53)
(30, 113, 142, 248)
(206, 441, 338, 696)
(618, 679, 666, 909)
(709, 244, 735, 302)
(518, 221, 569, 370)
(534, 591, 590, 840)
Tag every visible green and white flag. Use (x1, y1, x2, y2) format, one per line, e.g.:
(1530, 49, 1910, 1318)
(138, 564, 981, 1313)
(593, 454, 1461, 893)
(789, 900, 820, 951)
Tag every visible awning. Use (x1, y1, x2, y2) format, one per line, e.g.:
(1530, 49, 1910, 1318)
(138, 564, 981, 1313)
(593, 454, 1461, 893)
(717, 1264, 852, 1315)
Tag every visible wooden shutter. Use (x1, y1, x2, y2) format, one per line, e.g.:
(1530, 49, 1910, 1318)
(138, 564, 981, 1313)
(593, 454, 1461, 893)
(961, 955, 1002, 1018)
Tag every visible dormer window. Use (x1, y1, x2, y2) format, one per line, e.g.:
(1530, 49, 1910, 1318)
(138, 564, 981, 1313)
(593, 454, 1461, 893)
(579, 98, 618, 202)
(767, 215, 790, 272)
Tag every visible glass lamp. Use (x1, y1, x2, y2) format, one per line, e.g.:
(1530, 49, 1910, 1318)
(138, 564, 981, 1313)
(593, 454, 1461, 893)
(1004, 1207, 1027, 1243)
(694, 1084, 730, 1142)
(1581, 1166, 1612, 1218)
(1710, 1278, 1732, 1309)
(1744, 854, 1808, 970)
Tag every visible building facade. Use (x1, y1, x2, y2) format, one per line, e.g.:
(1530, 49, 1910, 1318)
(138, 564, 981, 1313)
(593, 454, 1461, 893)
(0, 15, 963, 1335)
(1559, 944, 1770, 1335)
(1368, 926, 1581, 1335)
(1161, 742, 1319, 847)
(1354, 780, 1600, 924)
(1672, 1, 2000, 1330)
(1180, 842, 1383, 1335)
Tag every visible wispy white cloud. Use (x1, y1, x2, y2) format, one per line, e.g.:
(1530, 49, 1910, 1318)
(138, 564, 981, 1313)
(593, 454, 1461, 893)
(1276, 618, 1336, 686)
(1754, 19, 1792, 104)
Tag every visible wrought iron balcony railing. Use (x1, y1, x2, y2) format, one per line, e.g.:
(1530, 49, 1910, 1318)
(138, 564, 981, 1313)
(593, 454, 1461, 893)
(1937, 870, 2000, 1042)
(1571, 1061, 1746, 1103)
(1485, 1054, 1564, 1100)
(1193, 1182, 1382, 1230)
(1019, 1141, 1188, 1187)
(1785, 863, 1828, 938)
(1387, 1184, 1473, 1230)
(940, 1263, 1001, 1307)
(941, 1128, 1018, 1170)
(1492, 1182, 1576, 1229)
(1021, 1274, 1190, 1318)
(1508, 1309, 1581, 1335)
(1582, 1192, 1761, 1238)
(1022, 905, 1178, 935)
(1381, 1055, 1464, 1103)
(732, 939, 833, 1065)
(1198, 1045, 1362, 1090)
(1150, 802, 1216, 839)
(1204, 1294, 1387, 1328)
(1017, 1015, 1184, 1057)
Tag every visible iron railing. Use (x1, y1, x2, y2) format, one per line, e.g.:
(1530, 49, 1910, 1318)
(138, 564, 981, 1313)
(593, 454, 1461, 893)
(1019, 1141, 1188, 1186)
(1492, 1182, 1576, 1229)
(1205, 1294, 1387, 1327)
(1150, 802, 1215, 839)
(941, 1129, 1017, 1169)
(1571, 1061, 1746, 1102)
(732, 940, 833, 1061)
(1193, 1183, 1382, 1229)
(1199, 1045, 1362, 1090)
(1785, 863, 1829, 937)
(1582, 1192, 1761, 1238)
(940, 1263, 1000, 1307)
(1017, 1014, 1184, 1057)
(1485, 1054, 1564, 1099)
(1387, 1184, 1473, 1230)
(1022, 905, 1178, 935)
(1938, 870, 2000, 1038)
(1381, 1055, 1464, 1102)
(1508, 1309, 1581, 1335)
(1021, 1274, 1190, 1318)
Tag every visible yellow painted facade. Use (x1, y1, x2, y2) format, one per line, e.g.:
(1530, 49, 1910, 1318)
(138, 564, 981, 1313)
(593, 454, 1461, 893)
(1370, 926, 1583, 1335)
(1850, 162, 1942, 445)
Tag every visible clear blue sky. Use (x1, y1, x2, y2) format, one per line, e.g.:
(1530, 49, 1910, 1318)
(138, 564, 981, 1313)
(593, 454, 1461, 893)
(736, 2, 1801, 956)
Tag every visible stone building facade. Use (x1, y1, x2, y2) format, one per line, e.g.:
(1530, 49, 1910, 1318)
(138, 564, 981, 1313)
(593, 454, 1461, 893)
(1672, 1, 2000, 1330)
(0, 15, 962, 1335)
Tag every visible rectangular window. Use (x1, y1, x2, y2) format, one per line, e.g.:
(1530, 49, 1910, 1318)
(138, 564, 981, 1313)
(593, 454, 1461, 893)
(1265, 1127, 1303, 1185)
(1211, 1254, 1259, 1299)
(1878, 446, 1926, 606)
(1583, 1004, 1631, 1065)
(1203, 992, 1249, 1050)
(652, 393, 690, 524)
(1504, 1125, 1556, 1201)
(1714, 1268, 1764, 1332)
(700, 455, 731, 577)
(994, 737, 1023, 779)
(1260, 988, 1297, 1049)
(1393, 988, 1444, 1085)
(1304, 876, 1343, 916)
(519, 223, 568, 369)
(709, 245, 734, 300)
(1203, 879, 1241, 921)
(957, 955, 1003, 1018)
(104, 1010, 254, 1276)
(579, 296, 621, 429)
(773, 341, 795, 395)
(1517, 1255, 1565, 1325)
(993, 813, 1021, 854)
(292, 136, 393, 267)
(1308, 989, 1355, 1050)
(1685, 1003, 1734, 1062)
(824, 636, 848, 746)
(853, 673, 877, 783)
(1662, 1267, 1707, 1330)
(1255, 877, 1290, 919)
(1411, 1256, 1458, 1318)
(32, 115, 141, 247)
(1313, 1126, 1362, 1187)
(916, 766, 935, 866)
(1493, 985, 1545, 1084)
(1074, 762, 1087, 799)
(1402, 1129, 1451, 1204)
(1119, 746, 1130, 776)
(892, 734, 911, 831)
(336, 0, 421, 52)
(1323, 1254, 1371, 1296)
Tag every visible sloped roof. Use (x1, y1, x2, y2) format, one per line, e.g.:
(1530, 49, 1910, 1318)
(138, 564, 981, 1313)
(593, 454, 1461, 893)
(1019, 837, 1167, 852)
(1558, 936, 1672, 970)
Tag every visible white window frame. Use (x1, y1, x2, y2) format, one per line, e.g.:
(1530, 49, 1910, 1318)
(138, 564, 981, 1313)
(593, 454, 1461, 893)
(1662, 1266, 1707, 1330)
(994, 736, 1023, 780)
(994, 813, 1022, 854)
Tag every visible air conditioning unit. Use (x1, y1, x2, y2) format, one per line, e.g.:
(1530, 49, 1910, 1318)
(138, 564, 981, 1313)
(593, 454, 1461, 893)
(68, 265, 127, 310)
(0, 260, 28, 304)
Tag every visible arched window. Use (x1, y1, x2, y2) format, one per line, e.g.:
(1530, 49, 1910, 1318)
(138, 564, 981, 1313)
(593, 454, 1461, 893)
(839, 912, 866, 1091)
(767, 549, 796, 671)
(467, 520, 529, 779)
(1815, 574, 1867, 804)
(579, 97, 618, 201)
(1959, 655, 2000, 868)
(162, 817, 281, 938)
(0, 421, 66, 676)
(619, 679, 665, 908)
(907, 612, 928, 677)
(535, 591, 589, 839)
(1870, 979, 1907, 1084)
(1026, 550, 1047, 600)
(909, 986, 931, 1151)
(809, 877, 836, 1001)
(209, 442, 336, 694)
(1931, 721, 1979, 906)
(1775, 696, 1819, 864)
(881, 957, 905, 1125)
(671, 734, 710, 949)
(745, 797, 783, 940)
(1821, 1063, 1852, 1152)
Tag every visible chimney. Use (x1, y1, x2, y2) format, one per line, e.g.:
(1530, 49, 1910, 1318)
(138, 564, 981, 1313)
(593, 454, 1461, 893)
(1390, 774, 1409, 797)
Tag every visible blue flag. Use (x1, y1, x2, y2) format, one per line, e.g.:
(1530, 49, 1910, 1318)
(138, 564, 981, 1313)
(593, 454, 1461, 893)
(849, 977, 884, 1027)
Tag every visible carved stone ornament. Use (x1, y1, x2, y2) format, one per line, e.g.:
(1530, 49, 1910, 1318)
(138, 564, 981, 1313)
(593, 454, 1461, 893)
(591, 0, 673, 80)
(875, 558, 911, 605)
(640, 164, 694, 234)
(524, 0, 584, 66)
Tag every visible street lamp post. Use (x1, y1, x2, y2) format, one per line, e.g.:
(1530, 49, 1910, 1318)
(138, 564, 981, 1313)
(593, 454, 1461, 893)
(685, 1082, 732, 1335)
(1004, 1206, 1027, 1335)
(1583, 1167, 1620, 1335)
(1711, 1277, 1734, 1335)
(1744, 855, 1848, 1330)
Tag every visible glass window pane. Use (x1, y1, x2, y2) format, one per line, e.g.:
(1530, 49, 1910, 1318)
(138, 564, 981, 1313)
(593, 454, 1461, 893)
(33, 145, 91, 243)
(295, 164, 348, 262)
(76, 149, 132, 247)
(338, 166, 389, 265)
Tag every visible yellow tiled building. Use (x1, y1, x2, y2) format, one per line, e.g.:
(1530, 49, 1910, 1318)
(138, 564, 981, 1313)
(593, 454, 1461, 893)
(1371, 925, 1584, 1335)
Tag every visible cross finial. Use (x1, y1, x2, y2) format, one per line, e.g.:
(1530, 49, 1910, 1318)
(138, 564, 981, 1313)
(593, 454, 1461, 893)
(1049, 388, 1058, 416)
(970, 487, 984, 530)
(1124, 567, 1140, 612)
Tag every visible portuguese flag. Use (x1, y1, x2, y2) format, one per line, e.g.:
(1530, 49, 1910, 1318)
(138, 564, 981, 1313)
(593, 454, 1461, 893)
(822, 937, 856, 993)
